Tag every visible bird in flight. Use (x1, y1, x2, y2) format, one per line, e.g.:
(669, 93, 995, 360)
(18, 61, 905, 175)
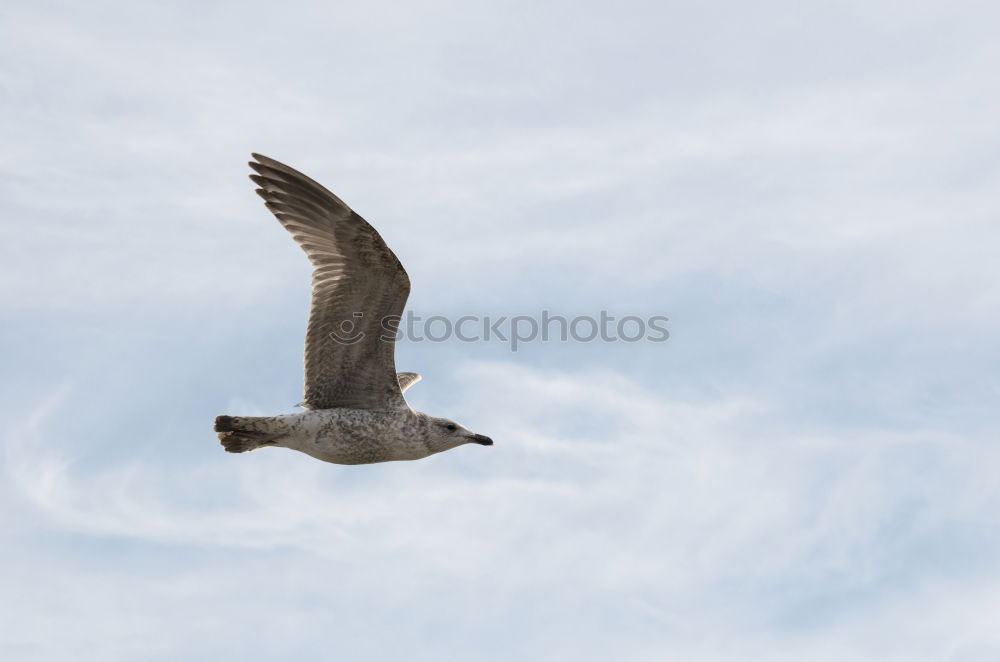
(215, 154, 493, 464)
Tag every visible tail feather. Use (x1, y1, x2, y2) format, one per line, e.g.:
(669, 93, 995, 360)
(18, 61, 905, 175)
(214, 415, 279, 453)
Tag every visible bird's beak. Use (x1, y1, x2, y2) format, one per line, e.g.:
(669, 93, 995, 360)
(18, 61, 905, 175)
(469, 434, 494, 446)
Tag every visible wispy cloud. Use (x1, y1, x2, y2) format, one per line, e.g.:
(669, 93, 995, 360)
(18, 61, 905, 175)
(5, 362, 999, 659)
(3, 0, 1000, 659)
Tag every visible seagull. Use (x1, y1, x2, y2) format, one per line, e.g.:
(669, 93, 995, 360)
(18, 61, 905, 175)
(214, 154, 493, 464)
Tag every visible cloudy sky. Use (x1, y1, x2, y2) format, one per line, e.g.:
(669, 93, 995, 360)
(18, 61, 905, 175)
(2, 1, 999, 659)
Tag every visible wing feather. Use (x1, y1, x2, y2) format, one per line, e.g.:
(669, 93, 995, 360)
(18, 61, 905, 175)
(249, 153, 411, 410)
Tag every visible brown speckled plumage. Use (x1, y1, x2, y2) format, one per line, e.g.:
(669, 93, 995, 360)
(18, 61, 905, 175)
(214, 154, 492, 465)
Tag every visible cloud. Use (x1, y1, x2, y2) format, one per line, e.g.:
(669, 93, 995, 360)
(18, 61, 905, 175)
(3, 0, 1000, 659)
(4, 361, 999, 660)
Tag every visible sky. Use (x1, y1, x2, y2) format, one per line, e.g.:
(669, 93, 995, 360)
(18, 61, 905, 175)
(2, 0, 999, 659)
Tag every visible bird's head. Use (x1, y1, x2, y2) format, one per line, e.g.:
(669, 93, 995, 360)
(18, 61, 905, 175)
(422, 415, 493, 455)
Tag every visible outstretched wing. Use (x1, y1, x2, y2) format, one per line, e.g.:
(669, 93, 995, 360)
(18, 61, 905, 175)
(249, 153, 410, 410)
(397, 372, 421, 393)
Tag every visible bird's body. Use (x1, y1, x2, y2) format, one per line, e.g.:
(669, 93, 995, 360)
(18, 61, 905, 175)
(214, 154, 492, 465)
(216, 407, 473, 465)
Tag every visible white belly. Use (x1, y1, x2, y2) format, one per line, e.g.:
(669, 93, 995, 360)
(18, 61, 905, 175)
(270, 408, 431, 465)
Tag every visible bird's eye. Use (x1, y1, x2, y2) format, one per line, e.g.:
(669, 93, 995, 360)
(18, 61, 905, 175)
(445, 423, 457, 432)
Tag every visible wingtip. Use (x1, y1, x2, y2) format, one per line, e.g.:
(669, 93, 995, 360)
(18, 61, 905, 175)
(251, 152, 280, 168)
(249, 153, 271, 172)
